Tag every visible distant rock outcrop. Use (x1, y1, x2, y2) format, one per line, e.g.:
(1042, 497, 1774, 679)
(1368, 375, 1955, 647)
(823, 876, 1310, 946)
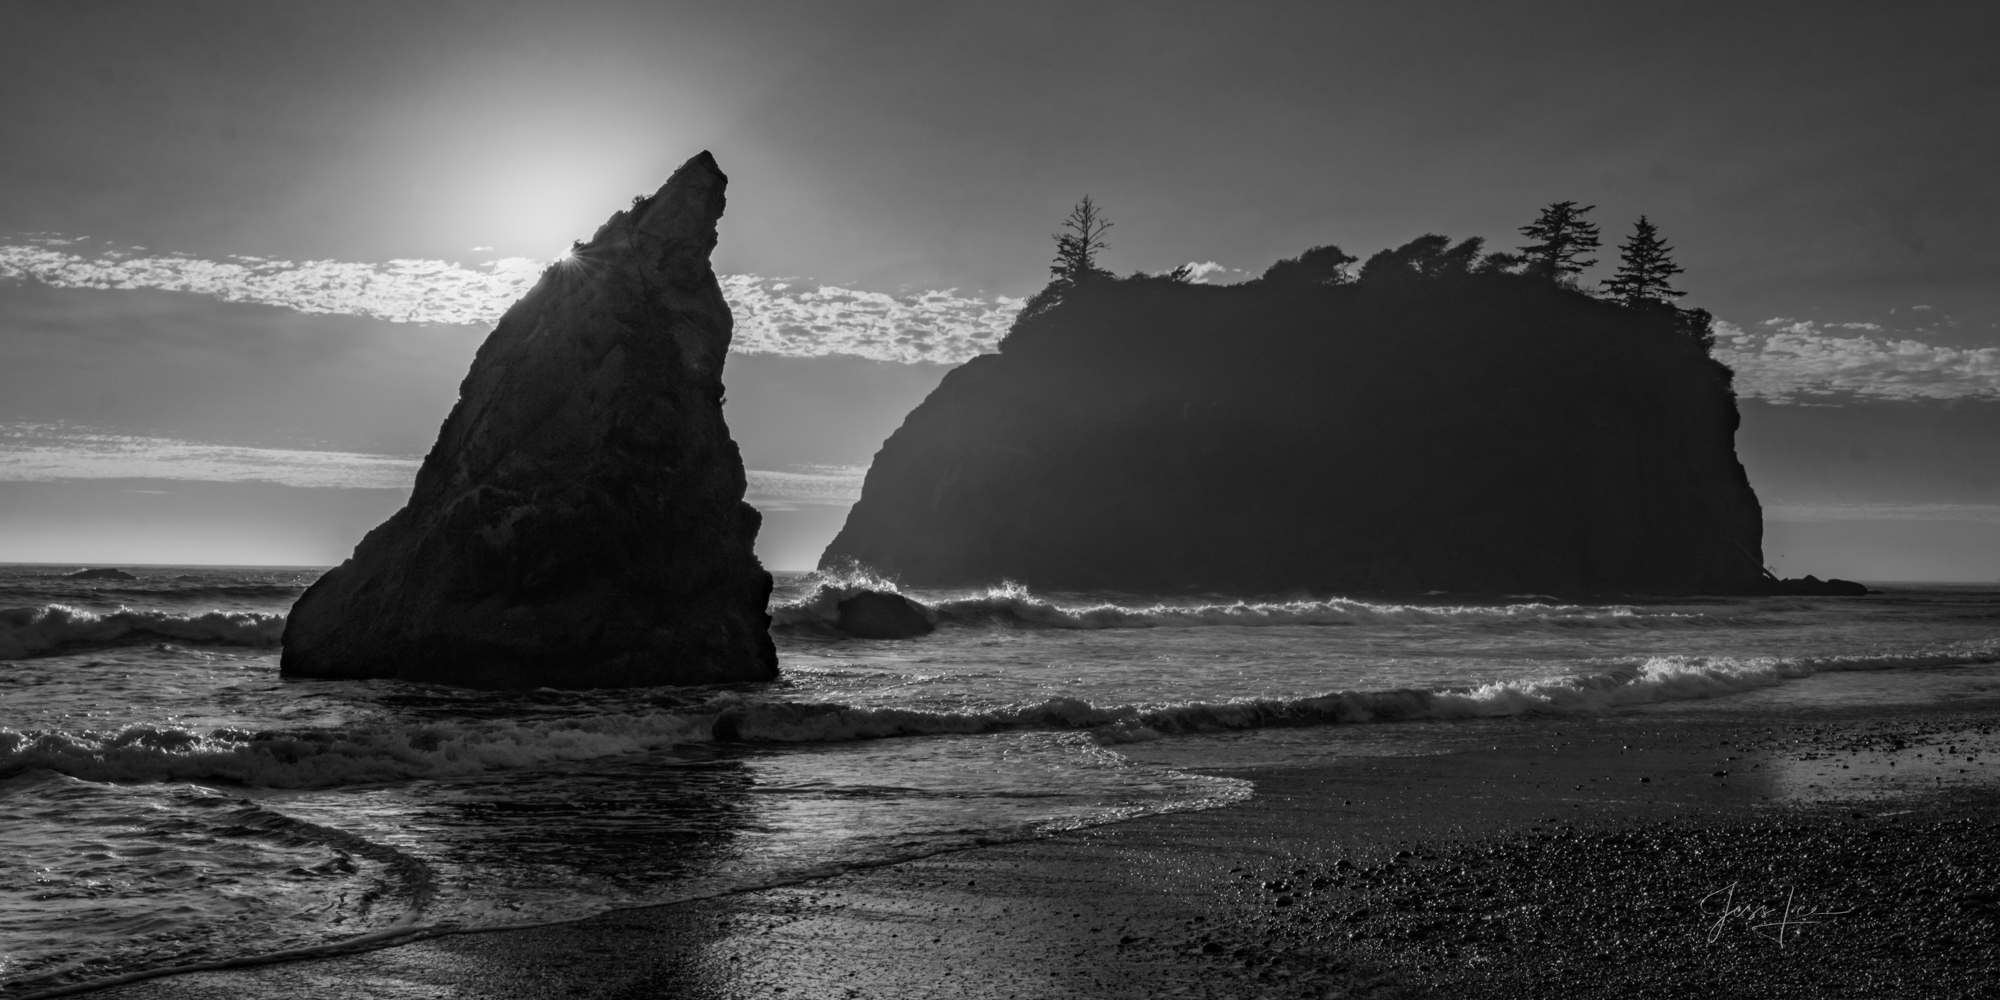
(824, 258, 1846, 597)
(1768, 575, 1869, 597)
(64, 568, 136, 581)
(282, 151, 776, 688)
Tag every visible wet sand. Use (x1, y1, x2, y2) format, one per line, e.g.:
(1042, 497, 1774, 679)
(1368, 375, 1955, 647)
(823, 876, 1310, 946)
(99, 685, 2000, 999)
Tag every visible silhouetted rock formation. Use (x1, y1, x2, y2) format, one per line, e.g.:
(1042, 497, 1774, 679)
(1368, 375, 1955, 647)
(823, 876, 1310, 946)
(834, 591, 935, 639)
(282, 152, 776, 688)
(1768, 575, 1868, 597)
(64, 568, 136, 581)
(825, 265, 1820, 597)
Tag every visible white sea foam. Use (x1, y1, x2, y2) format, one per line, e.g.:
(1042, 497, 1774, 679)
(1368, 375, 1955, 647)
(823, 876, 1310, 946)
(923, 587, 1662, 630)
(0, 604, 285, 659)
(5, 643, 1994, 788)
(0, 710, 710, 788)
(773, 574, 1700, 632)
(768, 564, 935, 627)
(715, 643, 2000, 744)
(0, 580, 1721, 663)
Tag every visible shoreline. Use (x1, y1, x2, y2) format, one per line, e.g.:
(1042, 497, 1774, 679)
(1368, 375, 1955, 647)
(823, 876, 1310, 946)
(95, 690, 2000, 999)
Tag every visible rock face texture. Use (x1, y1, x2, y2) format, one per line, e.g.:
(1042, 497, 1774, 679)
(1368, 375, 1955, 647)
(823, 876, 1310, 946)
(824, 264, 1796, 597)
(283, 151, 776, 688)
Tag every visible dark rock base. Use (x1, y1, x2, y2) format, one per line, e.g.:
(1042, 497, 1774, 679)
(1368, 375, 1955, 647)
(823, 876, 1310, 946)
(1766, 574, 1870, 596)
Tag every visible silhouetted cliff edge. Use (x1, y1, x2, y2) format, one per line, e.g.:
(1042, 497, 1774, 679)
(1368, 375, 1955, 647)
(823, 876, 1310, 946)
(824, 253, 1831, 597)
(283, 151, 776, 688)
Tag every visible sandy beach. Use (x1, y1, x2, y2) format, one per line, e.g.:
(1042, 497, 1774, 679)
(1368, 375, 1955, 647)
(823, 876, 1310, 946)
(85, 669, 2000, 1000)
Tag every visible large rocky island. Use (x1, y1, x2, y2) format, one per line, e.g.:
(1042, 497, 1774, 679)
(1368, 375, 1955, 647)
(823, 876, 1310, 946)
(825, 237, 1848, 597)
(283, 151, 776, 688)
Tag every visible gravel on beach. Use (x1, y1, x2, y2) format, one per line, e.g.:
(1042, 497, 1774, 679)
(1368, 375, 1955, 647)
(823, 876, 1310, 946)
(1202, 795, 2000, 998)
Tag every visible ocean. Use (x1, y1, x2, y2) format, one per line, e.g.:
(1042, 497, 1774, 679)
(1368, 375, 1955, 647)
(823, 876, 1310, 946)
(3, 564, 1998, 995)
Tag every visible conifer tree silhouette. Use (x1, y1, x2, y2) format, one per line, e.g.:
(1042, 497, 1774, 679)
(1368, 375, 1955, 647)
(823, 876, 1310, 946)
(1050, 196, 1113, 283)
(1603, 215, 1686, 308)
(1517, 201, 1601, 281)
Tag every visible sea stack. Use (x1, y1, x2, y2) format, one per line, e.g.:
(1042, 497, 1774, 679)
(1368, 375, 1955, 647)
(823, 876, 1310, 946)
(825, 241, 1843, 597)
(282, 151, 777, 688)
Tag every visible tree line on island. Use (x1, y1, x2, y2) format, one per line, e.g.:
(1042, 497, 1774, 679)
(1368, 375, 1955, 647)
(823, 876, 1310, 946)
(1041, 196, 1714, 351)
(825, 186, 1872, 599)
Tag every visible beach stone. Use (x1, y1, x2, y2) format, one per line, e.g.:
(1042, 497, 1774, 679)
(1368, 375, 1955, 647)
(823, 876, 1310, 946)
(281, 151, 775, 689)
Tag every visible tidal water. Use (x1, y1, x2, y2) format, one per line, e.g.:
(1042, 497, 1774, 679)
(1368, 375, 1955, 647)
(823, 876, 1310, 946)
(2, 564, 1996, 995)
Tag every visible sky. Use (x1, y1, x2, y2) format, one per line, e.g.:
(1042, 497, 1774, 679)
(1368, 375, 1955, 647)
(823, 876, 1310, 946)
(3, 1, 1999, 578)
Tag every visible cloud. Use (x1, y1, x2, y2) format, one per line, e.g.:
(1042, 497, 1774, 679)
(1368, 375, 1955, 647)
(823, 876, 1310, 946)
(1179, 261, 1256, 284)
(1, 237, 1017, 366)
(0, 237, 546, 327)
(14, 236, 2000, 393)
(1713, 318, 2000, 402)
(722, 276, 1020, 365)
(0, 424, 420, 490)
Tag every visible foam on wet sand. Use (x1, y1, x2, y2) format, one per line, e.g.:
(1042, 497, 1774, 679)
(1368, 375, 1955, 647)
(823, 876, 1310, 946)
(92, 687, 2000, 1000)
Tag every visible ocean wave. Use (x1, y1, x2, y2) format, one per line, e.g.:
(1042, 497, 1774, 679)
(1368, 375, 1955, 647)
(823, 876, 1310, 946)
(0, 604, 286, 659)
(0, 710, 712, 788)
(768, 564, 935, 629)
(0, 584, 309, 608)
(920, 589, 1666, 631)
(772, 572, 1711, 633)
(97, 584, 309, 600)
(9, 643, 1993, 788)
(715, 644, 2000, 744)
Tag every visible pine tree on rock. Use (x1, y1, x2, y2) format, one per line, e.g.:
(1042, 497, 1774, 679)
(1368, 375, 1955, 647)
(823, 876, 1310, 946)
(1050, 195, 1114, 284)
(1517, 201, 1601, 282)
(1603, 215, 1686, 309)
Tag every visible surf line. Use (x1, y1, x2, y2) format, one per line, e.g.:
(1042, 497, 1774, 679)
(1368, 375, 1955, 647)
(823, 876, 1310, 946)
(13, 771, 1248, 999)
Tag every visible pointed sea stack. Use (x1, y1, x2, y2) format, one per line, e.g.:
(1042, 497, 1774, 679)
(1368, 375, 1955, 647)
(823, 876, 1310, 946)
(282, 151, 777, 688)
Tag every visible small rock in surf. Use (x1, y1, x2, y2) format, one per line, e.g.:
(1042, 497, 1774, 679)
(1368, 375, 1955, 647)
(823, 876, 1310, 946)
(1767, 574, 1868, 596)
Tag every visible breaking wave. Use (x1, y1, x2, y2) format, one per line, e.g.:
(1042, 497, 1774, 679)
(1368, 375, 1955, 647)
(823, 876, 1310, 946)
(772, 571, 1729, 633)
(0, 604, 286, 659)
(97, 583, 309, 601)
(12, 644, 1993, 788)
(0, 710, 712, 788)
(720, 644, 2000, 744)
(769, 564, 937, 629)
